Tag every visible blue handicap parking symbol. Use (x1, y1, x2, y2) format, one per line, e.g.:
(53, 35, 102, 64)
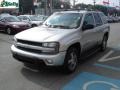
(62, 72, 120, 90)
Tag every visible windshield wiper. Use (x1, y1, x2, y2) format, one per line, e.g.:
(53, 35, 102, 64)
(52, 25, 70, 29)
(44, 24, 71, 29)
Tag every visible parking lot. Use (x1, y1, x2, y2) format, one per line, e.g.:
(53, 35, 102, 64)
(0, 23, 120, 90)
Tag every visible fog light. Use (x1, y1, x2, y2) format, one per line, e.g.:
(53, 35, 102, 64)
(46, 59, 53, 64)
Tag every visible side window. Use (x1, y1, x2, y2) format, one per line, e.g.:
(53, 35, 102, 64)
(18, 16, 23, 20)
(83, 13, 94, 26)
(21, 16, 29, 21)
(93, 13, 103, 26)
(82, 13, 94, 30)
(99, 13, 107, 24)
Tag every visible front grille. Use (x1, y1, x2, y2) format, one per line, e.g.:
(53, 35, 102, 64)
(16, 39, 45, 54)
(17, 39, 42, 47)
(17, 46, 42, 54)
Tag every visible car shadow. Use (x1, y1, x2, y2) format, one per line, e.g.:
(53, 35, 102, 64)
(21, 64, 79, 90)
(20, 47, 115, 90)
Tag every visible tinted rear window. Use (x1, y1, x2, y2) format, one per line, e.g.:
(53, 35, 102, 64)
(93, 13, 103, 26)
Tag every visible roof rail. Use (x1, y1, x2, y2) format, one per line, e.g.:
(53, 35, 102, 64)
(63, 8, 94, 11)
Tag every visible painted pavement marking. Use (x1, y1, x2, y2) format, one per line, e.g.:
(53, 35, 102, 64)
(62, 72, 120, 90)
(99, 50, 114, 62)
(98, 50, 120, 63)
(95, 63, 120, 72)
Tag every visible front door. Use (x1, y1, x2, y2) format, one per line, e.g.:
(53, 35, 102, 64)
(80, 13, 96, 52)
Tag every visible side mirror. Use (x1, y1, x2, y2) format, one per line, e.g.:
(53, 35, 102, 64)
(82, 24, 94, 31)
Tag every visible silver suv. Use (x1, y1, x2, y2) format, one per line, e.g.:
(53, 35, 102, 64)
(11, 10, 110, 73)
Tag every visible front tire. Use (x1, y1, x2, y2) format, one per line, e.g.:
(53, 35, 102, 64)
(63, 47, 78, 73)
(32, 24, 37, 27)
(6, 28, 13, 35)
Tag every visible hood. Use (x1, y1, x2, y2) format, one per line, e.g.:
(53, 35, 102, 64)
(31, 21, 43, 25)
(8, 22, 28, 26)
(15, 26, 75, 42)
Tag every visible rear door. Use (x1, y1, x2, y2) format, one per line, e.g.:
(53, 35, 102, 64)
(93, 12, 104, 44)
(99, 12, 109, 42)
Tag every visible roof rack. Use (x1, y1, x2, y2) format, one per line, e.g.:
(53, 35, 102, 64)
(63, 8, 94, 11)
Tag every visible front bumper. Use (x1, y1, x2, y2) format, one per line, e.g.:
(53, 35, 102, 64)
(11, 45, 66, 66)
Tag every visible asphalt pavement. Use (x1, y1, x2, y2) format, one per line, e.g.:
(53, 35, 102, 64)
(0, 23, 120, 90)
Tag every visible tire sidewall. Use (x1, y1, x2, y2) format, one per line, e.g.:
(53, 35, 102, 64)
(6, 28, 12, 35)
(63, 48, 78, 73)
(32, 24, 37, 27)
(101, 35, 107, 51)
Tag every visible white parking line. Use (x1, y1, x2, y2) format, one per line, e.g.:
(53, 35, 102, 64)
(99, 49, 120, 62)
(99, 50, 114, 62)
(100, 55, 120, 62)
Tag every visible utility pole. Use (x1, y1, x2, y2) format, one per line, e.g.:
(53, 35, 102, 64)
(45, 0, 47, 15)
(107, 0, 110, 16)
(73, 0, 75, 7)
(119, 0, 120, 9)
(73, 0, 78, 8)
(93, 0, 96, 10)
(50, 0, 52, 14)
(108, 0, 110, 6)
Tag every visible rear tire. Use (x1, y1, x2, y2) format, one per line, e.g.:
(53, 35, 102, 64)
(100, 35, 108, 51)
(63, 47, 78, 74)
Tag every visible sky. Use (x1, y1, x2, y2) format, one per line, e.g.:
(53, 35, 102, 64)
(71, 0, 120, 7)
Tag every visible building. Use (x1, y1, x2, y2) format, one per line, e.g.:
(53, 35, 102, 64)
(19, 0, 35, 14)
(0, 0, 19, 14)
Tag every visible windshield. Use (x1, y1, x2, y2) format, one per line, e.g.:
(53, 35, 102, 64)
(30, 15, 44, 21)
(37, 15, 47, 21)
(5, 16, 20, 22)
(43, 13, 82, 29)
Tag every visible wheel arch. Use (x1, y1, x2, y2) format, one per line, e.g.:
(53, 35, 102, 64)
(67, 42, 81, 57)
(5, 26, 14, 35)
(32, 24, 37, 27)
(104, 32, 109, 40)
(5, 26, 12, 30)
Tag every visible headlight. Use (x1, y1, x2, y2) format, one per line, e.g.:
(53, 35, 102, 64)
(13, 37, 17, 46)
(42, 42, 59, 54)
(42, 42, 59, 47)
(12, 25, 20, 28)
(28, 24, 31, 27)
